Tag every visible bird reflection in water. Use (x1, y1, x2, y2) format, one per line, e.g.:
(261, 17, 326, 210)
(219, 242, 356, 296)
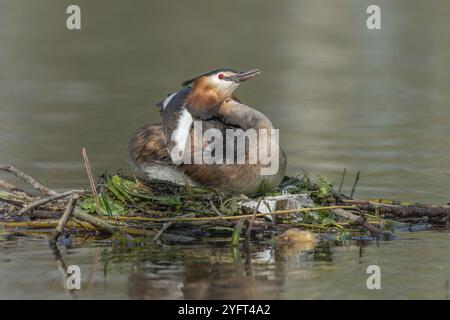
(125, 240, 330, 299)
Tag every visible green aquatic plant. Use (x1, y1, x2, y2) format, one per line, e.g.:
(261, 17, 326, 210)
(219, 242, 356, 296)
(231, 219, 246, 247)
(78, 194, 125, 217)
(316, 176, 334, 200)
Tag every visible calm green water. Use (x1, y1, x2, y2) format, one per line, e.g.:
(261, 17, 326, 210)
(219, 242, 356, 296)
(1, 0, 450, 299)
(0, 231, 449, 299)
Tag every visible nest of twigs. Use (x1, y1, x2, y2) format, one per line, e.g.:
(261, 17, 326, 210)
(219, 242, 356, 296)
(1, 164, 449, 246)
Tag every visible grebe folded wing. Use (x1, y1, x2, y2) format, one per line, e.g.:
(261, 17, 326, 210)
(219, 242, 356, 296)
(160, 87, 193, 164)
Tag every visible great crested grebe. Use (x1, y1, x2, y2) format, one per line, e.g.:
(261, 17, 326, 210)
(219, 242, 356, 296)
(128, 68, 287, 194)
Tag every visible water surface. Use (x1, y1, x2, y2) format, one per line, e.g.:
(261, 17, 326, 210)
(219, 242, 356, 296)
(0, 231, 449, 299)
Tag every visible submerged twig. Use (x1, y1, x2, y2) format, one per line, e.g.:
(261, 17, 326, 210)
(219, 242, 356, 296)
(152, 213, 194, 244)
(152, 221, 173, 244)
(50, 244, 77, 299)
(245, 199, 261, 242)
(0, 165, 57, 196)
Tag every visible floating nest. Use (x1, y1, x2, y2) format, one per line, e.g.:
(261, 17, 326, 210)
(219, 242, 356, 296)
(1, 164, 449, 247)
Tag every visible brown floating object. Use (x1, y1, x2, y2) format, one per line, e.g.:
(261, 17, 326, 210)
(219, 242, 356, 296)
(277, 228, 316, 246)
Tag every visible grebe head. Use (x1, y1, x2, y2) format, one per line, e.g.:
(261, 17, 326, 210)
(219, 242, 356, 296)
(182, 68, 261, 97)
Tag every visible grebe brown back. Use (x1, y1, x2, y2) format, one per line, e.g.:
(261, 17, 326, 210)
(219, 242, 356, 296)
(128, 69, 287, 194)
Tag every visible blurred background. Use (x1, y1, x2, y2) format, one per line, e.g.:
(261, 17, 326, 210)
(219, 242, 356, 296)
(1, 0, 449, 203)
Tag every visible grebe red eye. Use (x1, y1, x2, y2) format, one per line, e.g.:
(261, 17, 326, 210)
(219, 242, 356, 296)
(218, 73, 224, 79)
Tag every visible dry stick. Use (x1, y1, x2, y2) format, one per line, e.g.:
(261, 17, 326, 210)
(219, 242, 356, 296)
(51, 193, 80, 243)
(334, 208, 393, 239)
(76, 210, 156, 235)
(0, 181, 29, 199)
(77, 212, 155, 236)
(0, 220, 96, 230)
(15, 190, 85, 216)
(0, 164, 57, 196)
(341, 199, 450, 218)
(1, 218, 145, 235)
(70, 218, 97, 232)
(72, 207, 116, 234)
(262, 200, 272, 213)
(0, 190, 29, 207)
(338, 168, 347, 193)
(14, 209, 152, 237)
(0, 180, 19, 191)
(110, 205, 356, 223)
(350, 170, 360, 198)
(81, 148, 102, 218)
